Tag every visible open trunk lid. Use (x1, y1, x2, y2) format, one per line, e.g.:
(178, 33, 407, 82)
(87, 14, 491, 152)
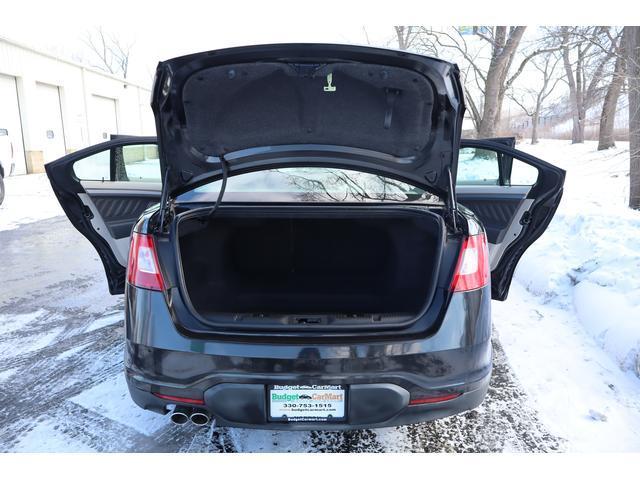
(151, 43, 465, 199)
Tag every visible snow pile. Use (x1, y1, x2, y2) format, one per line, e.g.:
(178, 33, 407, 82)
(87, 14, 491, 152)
(489, 140, 640, 450)
(574, 282, 640, 374)
(0, 173, 63, 231)
(493, 281, 640, 451)
(513, 140, 640, 375)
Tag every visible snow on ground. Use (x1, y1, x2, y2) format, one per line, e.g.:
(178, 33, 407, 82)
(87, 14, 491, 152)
(10, 416, 98, 453)
(493, 283, 640, 451)
(56, 343, 92, 361)
(84, 312, 123, 333)
(492, 139, 640, 451)
(0, 367, 18, 383)
(0, 173, 63, 231)
(0, 310, 64, 361)
(513, 140, 640, 376)
(0, 309, 45, 336)
(70, 374, 169, 437)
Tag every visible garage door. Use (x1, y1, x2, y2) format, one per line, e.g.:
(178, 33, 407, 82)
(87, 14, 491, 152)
(0, 74, 26, 175)
(36, 82, 66, 164)
(91, 95, 118, 144)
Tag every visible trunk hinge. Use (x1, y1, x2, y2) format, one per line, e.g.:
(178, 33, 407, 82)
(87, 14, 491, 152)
(446, 166, 461, 233)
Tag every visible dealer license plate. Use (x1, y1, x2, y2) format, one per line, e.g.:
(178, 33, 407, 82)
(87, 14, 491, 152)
(269, 385, 346, 422)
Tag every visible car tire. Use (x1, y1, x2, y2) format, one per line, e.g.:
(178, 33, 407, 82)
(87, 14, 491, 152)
(0, 174, 4, 206)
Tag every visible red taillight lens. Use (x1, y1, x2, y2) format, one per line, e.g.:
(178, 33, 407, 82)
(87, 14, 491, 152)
(127, 232, 165, 291)
(450, 233, 490, 292)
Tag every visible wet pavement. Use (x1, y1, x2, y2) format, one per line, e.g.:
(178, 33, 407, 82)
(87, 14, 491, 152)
(0, 216, 564, 452)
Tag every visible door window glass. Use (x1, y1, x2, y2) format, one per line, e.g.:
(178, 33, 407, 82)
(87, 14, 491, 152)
(117, 144, 161, 182)
(73, 144, 160, 182)
(457, 147, 500, 185)
(73, 149, 110, 180)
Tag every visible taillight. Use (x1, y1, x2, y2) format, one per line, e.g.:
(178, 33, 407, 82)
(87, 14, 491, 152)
(450, 233, 489, 292)
(127, 232, 165, 291)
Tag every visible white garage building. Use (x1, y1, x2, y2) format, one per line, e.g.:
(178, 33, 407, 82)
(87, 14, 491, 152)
(0, 36, 155, 175)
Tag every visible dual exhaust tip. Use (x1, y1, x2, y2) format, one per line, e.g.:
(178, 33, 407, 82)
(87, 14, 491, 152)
(170, 406, 210, 426)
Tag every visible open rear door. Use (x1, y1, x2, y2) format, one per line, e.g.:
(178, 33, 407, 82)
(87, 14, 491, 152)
(456, 138, 565, 300)
(45, 136, 161, 294)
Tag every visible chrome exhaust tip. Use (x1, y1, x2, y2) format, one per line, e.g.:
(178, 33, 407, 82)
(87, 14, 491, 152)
(170, 406, 190, 425)
(190, 410, 210, 426)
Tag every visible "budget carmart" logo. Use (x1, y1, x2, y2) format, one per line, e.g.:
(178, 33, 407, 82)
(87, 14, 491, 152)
(271, 392, 344, 402)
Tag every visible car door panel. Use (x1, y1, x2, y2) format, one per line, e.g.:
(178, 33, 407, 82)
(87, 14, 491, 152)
(45, 137, 160, 294)
(81, 182, 161, 239)
(456, 185, 529, 245)
(457, 139, 565, 300)
(91, 195, 159, 238)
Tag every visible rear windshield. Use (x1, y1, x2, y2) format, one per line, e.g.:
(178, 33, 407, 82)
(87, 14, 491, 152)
(176, 167, 441, 204)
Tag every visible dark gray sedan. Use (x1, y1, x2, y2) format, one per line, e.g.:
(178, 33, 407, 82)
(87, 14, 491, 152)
(46, 44, 564, 430)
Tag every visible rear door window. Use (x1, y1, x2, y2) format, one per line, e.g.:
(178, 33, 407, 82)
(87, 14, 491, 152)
(457, 147, 500, 185)
(117, 144, 161, 182)
(457, 147, 539, 187)
(72, 143, 160, 183)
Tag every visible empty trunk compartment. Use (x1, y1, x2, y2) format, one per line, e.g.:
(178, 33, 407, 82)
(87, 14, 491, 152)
(176, 206, 445, 329)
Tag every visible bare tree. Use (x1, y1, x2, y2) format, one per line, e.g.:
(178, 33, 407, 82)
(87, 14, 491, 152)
(508, 52, 563, 144)
(403, 26, 563, 138)
(394, 26, 421, 51)
(598, 29, 626, 150)
(83, 27, 132, 79)
(474, 26, 528, 138)
(626, 26, 640, 210)
(362, 26, 371, 46)
(557, 26, 616, 144)
(417, 27, 528, 137)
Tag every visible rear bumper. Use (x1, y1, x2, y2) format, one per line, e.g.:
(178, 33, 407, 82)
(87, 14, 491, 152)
(124, 285, 492, 430)
(126, 366, 490, 430)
